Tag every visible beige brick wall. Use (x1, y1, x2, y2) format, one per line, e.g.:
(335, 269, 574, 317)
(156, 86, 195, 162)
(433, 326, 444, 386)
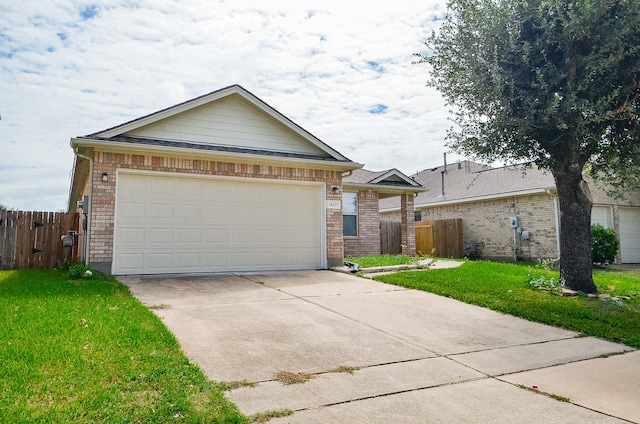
(419, 193, 559, 261)
(344, 190, 381, 257)
(82, 151, 344, 271)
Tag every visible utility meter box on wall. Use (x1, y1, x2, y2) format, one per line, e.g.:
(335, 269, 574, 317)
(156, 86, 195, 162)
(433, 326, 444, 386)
(509, 216, 519, 228)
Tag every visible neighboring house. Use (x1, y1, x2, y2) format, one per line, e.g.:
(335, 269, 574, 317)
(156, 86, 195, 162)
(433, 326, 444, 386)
(380, 161, 640, 264)
(67, 84, 423, 275)
(342, 169, 425, 257)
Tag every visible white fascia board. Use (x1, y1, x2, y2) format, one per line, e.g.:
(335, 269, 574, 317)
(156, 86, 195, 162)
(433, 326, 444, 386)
(343, 182, 425, 195)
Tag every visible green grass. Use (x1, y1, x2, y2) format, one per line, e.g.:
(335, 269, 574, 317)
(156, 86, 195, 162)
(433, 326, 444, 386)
(345, 254, 421, 268)
(0, 269, 247, 423)
(374, 261, 640, 348)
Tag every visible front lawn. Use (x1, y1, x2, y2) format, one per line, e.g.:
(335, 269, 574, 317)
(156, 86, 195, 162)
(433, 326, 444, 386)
(374, 261, 640, 348)
(0, 269, 247, 423)
(344, 254, 422, 268)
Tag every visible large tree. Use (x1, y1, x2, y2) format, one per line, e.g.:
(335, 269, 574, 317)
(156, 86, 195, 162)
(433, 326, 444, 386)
(420, 0, 640, 293)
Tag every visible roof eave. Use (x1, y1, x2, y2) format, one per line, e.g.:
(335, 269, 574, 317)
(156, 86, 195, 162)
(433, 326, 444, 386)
(415, 187, 558, 208)
(343, 182, 426, 197)
(368, 168, 422, 187)
(381, 187, 557, 213)
(67, 146, 93, 212)
(70, 137, 363, 172)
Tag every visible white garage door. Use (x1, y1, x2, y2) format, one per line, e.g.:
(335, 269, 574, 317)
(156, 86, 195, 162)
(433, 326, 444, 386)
(113, 172, 324, 274)
(591, 205, 613, 228)
(619, 207, 640, 264)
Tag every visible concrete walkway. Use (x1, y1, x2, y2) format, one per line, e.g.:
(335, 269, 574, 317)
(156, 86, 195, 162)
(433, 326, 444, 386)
(121, 271, 639, 423)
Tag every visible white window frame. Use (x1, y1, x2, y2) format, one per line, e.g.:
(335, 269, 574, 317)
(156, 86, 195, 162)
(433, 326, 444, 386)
(342, 192, 358, 237)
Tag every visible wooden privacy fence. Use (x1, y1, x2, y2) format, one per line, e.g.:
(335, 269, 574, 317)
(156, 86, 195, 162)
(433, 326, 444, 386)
(380, 220, 402, 254)
(416, 218, 464, 258)
(0, 210, 80, 270)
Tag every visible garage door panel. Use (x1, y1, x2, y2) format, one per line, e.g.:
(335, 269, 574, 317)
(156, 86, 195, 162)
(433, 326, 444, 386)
(118, 202, 147, 219)
(203, 252, 227, 268)
(176, 253, 200, 268)
(147, 228, 174, 244)
(253, 229, 275, 244)
(148, 254, 174, 271)
(229, 252, 252, 267)
(117, 253, 145, 271)
(204, 205, 227, 219)
(176, 179, 202, 198)
(203, 229, 228, 244)
(117, 227, 146, 244)
(114, 173, 323, 274)
(176, 228, 202, 243)
(619, 207, 640, 263)
(150, 178, 175, 196)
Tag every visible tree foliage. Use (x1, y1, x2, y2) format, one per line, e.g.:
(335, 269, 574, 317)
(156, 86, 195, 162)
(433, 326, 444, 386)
(420, 0, 640, 293)
(422, 0, 640, 170)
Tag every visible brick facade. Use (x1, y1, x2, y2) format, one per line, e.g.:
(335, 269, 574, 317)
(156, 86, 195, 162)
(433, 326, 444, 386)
(83, 151, 344, 272)
(400, 194, 416, 256)
(418, 193, 559, 261)
(344, 190, 381, 257)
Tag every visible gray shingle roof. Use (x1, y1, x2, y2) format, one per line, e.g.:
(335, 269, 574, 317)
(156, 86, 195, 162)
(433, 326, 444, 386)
(86, 136, 350, 162)
(343, 169, 390, 184)
(343, 168, 425, 198)
(380, 161, 556, 211)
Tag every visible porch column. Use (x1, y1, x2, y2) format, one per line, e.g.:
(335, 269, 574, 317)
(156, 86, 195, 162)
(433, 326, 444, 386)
(400, 193, 416, 256)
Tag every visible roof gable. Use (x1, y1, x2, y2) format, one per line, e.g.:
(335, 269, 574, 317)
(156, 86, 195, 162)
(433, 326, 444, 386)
(343, 168, 424, 198)
(84, 84, 352, 162)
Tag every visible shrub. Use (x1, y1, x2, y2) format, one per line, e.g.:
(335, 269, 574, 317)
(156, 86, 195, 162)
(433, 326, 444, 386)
(67, 263, 102, 280)
(591, 224, 619, 265)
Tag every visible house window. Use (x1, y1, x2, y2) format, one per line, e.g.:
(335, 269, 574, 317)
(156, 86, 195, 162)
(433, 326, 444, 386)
(343, 192, 358, 237)
(414, 211, 422, 222)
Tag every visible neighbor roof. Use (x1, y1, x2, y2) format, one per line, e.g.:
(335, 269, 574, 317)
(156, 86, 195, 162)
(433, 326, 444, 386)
(380, 161, 556, 211)
(343, 168, 425, 199)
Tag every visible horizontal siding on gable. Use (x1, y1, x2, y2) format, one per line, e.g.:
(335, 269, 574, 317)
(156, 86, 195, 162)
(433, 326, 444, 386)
(125, 95, 327, 156)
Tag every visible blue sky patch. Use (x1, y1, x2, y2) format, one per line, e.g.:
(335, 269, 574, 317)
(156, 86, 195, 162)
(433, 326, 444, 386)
(370, 104, 388, 114)
(367, 60, 384, 73)
(79, 5, 99, 20)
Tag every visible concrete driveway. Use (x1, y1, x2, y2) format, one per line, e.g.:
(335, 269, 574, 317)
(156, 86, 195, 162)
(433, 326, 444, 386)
(120, 271, 639, 423)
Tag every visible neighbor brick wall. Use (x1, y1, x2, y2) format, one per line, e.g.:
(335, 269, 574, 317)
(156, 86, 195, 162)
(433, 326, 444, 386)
(83, 151, 344, 272)
(344, 190, 381, 257)
(419, 193, 559, 261)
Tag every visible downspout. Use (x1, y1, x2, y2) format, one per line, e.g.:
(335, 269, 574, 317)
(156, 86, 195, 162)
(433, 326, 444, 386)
(547, 189, 561, 258)
(75, 148, 93, 267)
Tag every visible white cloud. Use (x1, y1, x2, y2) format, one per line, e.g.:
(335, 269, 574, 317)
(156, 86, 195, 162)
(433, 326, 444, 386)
(0, 0, 460, 211)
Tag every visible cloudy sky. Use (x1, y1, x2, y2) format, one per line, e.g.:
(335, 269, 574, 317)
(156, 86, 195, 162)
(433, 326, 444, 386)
(0, 0, 461, 211)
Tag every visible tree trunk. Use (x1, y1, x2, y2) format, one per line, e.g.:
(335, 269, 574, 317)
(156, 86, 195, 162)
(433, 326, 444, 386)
(553, 165, 597, 294)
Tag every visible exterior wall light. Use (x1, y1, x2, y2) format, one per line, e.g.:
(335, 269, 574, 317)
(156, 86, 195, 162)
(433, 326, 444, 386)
(332, 186, 340, 194)
(101, 173, 109, 182)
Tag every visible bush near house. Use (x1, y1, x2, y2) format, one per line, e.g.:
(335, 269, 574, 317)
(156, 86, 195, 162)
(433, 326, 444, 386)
(591, 224, 620, 265)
